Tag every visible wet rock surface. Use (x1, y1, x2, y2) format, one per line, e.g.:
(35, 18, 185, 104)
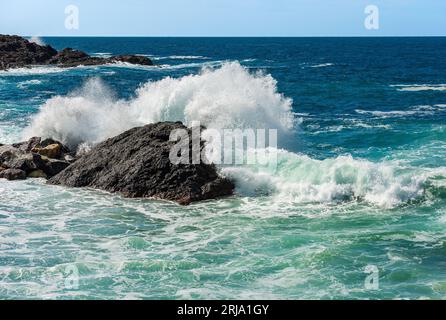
(0, 35, 153, 70)
(0, 137, 72, 180)
(49, 122, 234, 205)
(0, 35, 57, 70)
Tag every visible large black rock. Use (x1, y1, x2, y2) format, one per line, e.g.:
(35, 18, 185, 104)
(49, 122, 234, 205)
(0, 35, 153, 70)
(0, 35, 57, 69)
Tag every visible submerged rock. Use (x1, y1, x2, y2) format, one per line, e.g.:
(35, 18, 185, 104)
(0, 35, 153, 70)
(49, 122, 234, 205)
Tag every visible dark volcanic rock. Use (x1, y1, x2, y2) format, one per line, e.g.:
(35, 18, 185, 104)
(47, 50, 154, 67)
(49, 122, 234, 205)
(110, 55, 153, 66)
(0, 35, 153, 70)
(47, 48, 105, 67)
(0, 35, 57, 70)
(12, 136, 41, 152)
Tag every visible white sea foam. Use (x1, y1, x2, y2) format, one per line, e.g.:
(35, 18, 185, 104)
(92, 52, 113, 58)
(310, 122, 391, 135)
(356, 109, 420, 118)
(391, 84, 446, 92)
(355, 107, 440, 118)
(153, 55, 210, 60)
(310, 63, 334, 68)
(300, 62, 334, 69)
(17, 79, 43, 89)
(104, 61, 159, 70)
(28, 36, 45, 46)
(0, 66, 67, 76)
(0, 125, 22, 145)
(355, 104, 446, 119)
(24, 62, 295, 148)
(222, 151, 441, 208)
(160, 60, 225, 70)
(104, 60, 224, 71)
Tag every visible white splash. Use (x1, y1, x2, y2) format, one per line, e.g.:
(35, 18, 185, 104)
(24, 62, 295, 149)
(28, 36, 46, 46)
(223, 151, 437, 208)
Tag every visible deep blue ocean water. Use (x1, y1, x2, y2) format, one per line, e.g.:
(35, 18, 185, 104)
(1, 37, 446, 299)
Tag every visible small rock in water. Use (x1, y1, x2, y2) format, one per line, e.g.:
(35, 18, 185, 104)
(0, 137, 73, 179)
(110, 55, 153, 66)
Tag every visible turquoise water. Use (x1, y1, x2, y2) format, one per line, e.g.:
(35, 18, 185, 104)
(1, 38, 446, 299)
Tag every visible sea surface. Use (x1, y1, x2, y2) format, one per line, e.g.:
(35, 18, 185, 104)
(1, 37, 446, 299)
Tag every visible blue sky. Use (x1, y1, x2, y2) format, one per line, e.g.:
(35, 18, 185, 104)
(1, 0, 445, 36)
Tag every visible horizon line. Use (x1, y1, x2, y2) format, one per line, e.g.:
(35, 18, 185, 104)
(16, 35, 446, 38)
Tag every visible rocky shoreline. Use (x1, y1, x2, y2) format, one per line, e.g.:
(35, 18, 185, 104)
(0, 35, 153, 70)
(0, 137, 74, 180)
(1, 122, 234, 205)
(0, 35, 234, 204)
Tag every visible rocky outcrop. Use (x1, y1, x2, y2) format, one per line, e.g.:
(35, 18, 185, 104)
(0, 35, 153, 70)
(49, 122, 234, 205)
(0, 138, 73, 180)
(110, 55, 153, 65)
(2, 123, 234, 204)
(46, 48, 105, 67)
(0, 35, 57, 70)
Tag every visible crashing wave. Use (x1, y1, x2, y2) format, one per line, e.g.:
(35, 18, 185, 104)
(24, 62, 295, 148)
(22, 62, 446, 208)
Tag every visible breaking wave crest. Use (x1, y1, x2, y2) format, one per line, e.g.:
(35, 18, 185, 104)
(223, 151, 445, 208)
(28, 36, 45, 46)
(24, 62, 295, 148)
